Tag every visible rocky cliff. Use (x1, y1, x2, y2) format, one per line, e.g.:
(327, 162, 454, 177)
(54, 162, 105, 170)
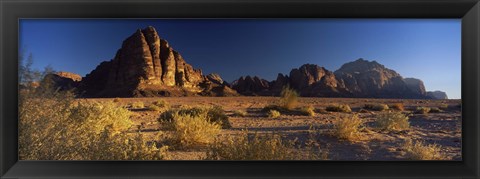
(427, 90, 449, 99)
(233, 59, 434, 99)
(80, 26, 237, 97)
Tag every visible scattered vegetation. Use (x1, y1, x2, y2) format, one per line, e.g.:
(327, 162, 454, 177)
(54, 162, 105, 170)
(232, 110, 248, 117)
(415, 107, 431, 114)
(389, 103, 405, 111)
(375, 112, 410, 131)
(279, 85, 299, 110)
(325, 104, 352, 113)
(299, 105, 316, 116)
(147, 105, 162, 111)
(167, 113, 221, 148)
(439, 103, 449, 110)
(402, 139, 445, 160)
(160, 106, 231, 129)
(268, 110, 281, 118)
(152, 99, 169, 108)
(429, 107, 443, 113)
(206, 131, 297, 160)
(333, 114, 363, 141)
(364, 103, 389, 111)
(130, 101, 145, 109)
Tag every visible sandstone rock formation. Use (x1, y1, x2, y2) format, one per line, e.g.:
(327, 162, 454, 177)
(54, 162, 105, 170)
(42, 71, 82, 91)
(334, 58, 427, 99)
(231, 76, 271, 96)
(427, 90, 448, 99)
(234, 59, 431, 99)
(80, 26, 236, 97)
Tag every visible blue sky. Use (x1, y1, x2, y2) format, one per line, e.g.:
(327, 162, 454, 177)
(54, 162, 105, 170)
(19, 19, 461, 99)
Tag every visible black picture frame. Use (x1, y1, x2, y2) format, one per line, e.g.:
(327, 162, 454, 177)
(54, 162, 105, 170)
(1, 0, 479, 178)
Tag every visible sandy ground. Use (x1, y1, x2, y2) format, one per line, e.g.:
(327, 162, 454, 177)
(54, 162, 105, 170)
(84, 97, 462, 161)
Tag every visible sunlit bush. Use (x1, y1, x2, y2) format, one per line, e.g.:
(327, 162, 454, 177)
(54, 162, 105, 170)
(279, 86, 298, 110)
(299, 105, 316, 116)
(402, 139, 445, 160)
(389, 103, 405, 111)
(375, 112, 410, 131)
(333, 114, 363, 141)
(233, 110, 248, 117)
(267, 110, 281, 118)
(160, 106, 231, 129)
(167, 113, 221, 148)
(364, 103, 389, 111)
(415, 107, 431, 114)
(325, 104, 352, 113)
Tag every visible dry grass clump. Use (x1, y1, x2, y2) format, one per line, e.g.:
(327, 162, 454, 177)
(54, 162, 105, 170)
(152, 99, 169, 108)
(364, 103, 389, 111)
(299, 105, 316, 116)
(167, 114, 221, 148)
(232, 110, 248, 117)
(375, 112, 410, 131)
(267, 110, 281, 118)
(429, 107, 443, 113)
(402, 139, 445, 160)
(130, 101, 145, 109)
(19, 93, 167, 160)
(205, 132, 297, 160)
(389, 103, 405, 111)
(325, 104, 352, 113)
(415, 107, 431, 114)
(279, 85, 298, 110)
(332, 114, 363, 141)
(439, 103, 449, 110)
(147, 105, 162, 111)
(160, 106, 231, 129)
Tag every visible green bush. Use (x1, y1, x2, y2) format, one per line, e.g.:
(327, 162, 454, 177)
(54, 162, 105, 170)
(375, 112, 410, 131)
(364, 103, 389, 111)
(325, 104, 352, 113)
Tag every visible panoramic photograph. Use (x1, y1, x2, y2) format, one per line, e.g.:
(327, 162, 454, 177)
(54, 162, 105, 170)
(19, 19, 461, 160)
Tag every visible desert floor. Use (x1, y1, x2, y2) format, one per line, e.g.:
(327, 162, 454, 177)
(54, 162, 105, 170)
(85, 97, 462, 161)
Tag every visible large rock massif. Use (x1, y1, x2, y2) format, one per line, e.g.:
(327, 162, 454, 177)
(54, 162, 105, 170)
(48, 26, 448, 99)
(79, 26, 237, 97)
(232, 59, 447, 99)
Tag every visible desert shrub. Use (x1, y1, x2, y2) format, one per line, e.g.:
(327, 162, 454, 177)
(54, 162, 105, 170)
(206, 132, 297, 160)
(279, 85, 298, 110)
(415, 107, 431, 114)
(325, 104, 352, 113)
(389, 103, 405, 111)
(147, 105, 162, 111)
(160, 106, 231, 129)
(375, 112, 410, 131)
(267, 110, 281, 118)
(131, 101, 145, 109)
(152, 99, 169, 108)
(233, 110, 248, 117)
(333, 114, 363, 141)
(429, 107, 443, 113)
(299, 105, 316, 116)
(364, 103, 389, 111)
(402, 139, 445, 160)
(168, 113, 221, 148)
(19, 93, 167, 160)
(69, 101, 134, 133)
(439, 103, 449, 110)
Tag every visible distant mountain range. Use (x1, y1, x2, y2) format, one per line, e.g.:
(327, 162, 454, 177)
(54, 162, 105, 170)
(46, 26, 448, 99)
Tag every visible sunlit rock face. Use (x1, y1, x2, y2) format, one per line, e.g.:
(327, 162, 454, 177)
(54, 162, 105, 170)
(80, 26, 236, 97)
